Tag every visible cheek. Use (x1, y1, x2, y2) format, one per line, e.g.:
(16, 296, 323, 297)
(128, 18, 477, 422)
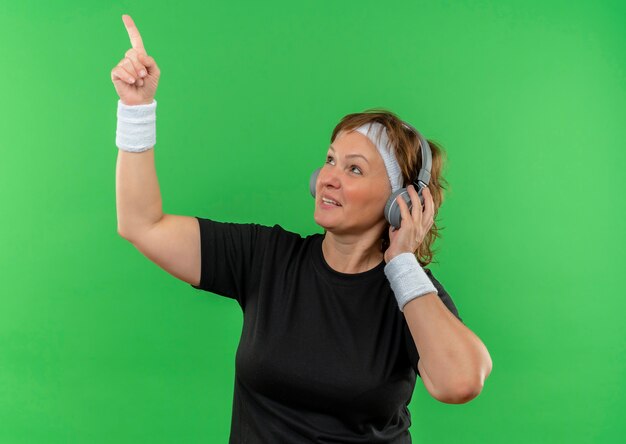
(346, 186, 388, 210)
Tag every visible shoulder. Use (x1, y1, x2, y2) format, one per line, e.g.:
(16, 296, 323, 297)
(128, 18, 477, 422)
(252, 223, 323, 258)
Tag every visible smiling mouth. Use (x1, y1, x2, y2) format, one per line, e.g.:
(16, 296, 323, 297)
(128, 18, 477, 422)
(321, 197, 341, 207)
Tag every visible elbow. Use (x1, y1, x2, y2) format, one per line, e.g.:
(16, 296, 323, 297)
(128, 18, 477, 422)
(117, 225, 138, 241)
(426, 345, 493, 404)
(118, 229, 139, 245)
(436, 362, 492, 404)
(435, 378, 485, 404)
(118, 228, 131, 240)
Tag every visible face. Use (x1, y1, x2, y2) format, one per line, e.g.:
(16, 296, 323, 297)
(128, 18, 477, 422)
(313, 129, 391, 236)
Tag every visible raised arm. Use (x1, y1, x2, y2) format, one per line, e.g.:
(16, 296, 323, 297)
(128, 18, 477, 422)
(112, 15, 202, 287)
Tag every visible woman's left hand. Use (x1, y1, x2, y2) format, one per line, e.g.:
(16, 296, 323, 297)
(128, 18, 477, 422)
(384, 185, 435, 263)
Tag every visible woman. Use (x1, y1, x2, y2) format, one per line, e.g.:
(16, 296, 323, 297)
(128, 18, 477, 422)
(112, 14, 492, 444)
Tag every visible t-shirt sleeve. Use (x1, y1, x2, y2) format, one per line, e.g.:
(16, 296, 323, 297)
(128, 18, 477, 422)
(189, 216, 275, 310)
(403, 268, 463, 378)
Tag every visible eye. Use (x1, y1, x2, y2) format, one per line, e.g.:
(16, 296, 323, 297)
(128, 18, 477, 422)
(326, 155, 363, 176)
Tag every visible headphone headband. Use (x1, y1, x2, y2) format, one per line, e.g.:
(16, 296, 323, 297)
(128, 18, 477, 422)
(401, 121, 432, 190)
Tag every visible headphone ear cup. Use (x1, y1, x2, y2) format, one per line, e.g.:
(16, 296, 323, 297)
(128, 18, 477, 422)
(384, 188, 412, 229)
(310, 167, 321, 197)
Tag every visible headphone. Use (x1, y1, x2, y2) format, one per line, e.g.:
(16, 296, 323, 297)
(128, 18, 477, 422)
(309, 121, 432, 230)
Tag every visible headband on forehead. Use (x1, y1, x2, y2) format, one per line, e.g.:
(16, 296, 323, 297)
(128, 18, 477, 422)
(353, 122, 404, 193)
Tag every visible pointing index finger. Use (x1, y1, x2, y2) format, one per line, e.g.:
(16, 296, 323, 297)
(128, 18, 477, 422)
(122, 14, 146, 53)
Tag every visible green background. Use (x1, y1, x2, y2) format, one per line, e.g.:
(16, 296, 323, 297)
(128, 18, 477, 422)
(0, 0, 624, 442)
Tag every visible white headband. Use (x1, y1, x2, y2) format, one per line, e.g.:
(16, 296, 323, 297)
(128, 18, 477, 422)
(353, 122, 403, 192)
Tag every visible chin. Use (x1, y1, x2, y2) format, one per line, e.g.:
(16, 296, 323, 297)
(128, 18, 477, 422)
(314, 208, 346, 231)
(313, 213, 334, 231)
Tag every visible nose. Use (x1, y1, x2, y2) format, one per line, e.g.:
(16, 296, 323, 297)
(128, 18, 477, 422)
(318, 165, 341, 191)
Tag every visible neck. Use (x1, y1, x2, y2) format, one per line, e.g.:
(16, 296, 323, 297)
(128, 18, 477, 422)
(321, 230, 384, 274)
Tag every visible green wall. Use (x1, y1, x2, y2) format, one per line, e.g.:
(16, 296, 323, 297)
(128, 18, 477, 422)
(0, 0, 623, 442)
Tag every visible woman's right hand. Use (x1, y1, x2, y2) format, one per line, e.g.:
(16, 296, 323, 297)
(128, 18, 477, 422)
(111, 14, 160, 106)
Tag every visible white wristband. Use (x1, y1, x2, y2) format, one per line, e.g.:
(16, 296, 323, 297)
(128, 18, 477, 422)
(384, 252, 438, 312)
(116, 99, 157, 152)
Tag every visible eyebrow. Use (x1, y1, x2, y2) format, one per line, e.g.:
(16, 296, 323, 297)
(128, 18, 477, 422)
(328, 145, 370, 164)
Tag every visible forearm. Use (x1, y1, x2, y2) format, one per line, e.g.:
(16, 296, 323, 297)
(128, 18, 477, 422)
(116, 148, 163, 238)
(403, 293, 492, 402)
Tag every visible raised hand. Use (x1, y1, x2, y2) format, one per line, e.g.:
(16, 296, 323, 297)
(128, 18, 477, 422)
(111, 15, 161, 106)
(384, 185, 434, 264)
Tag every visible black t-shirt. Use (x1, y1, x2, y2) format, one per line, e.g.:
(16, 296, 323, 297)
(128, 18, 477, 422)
(190, 217, 462, 443)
